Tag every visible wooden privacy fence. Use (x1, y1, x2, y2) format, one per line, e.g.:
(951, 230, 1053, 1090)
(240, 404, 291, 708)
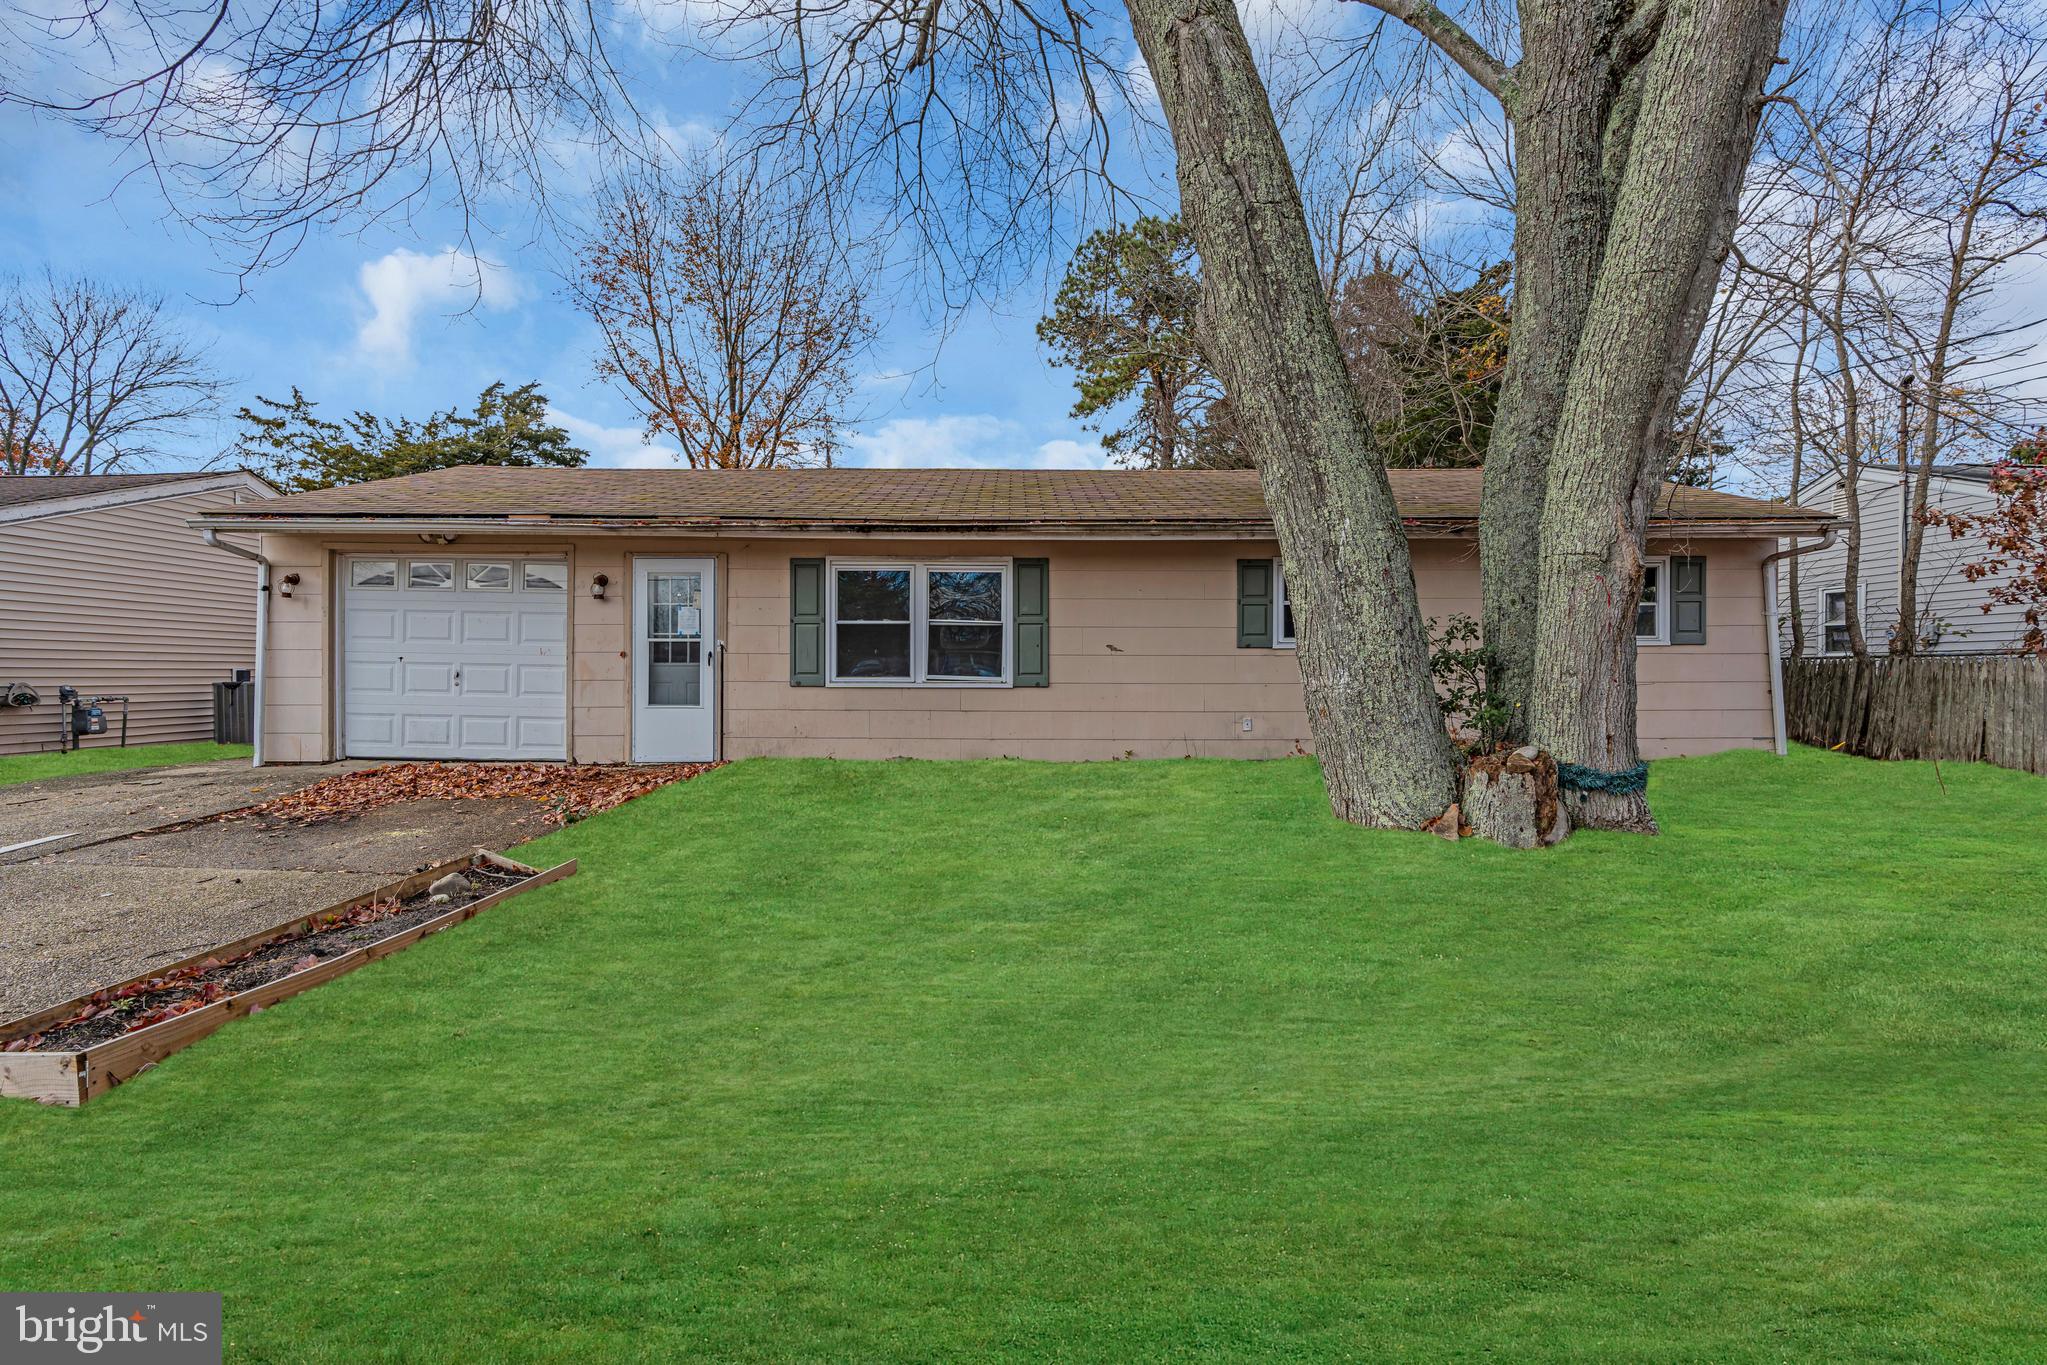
(1783, 655, 2047, 776)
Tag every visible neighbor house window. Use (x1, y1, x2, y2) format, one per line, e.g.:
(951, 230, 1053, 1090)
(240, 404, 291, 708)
(1822, 590, 1852, 653)
(1636, 558, 1669, 645)
(350, 559, 397, 588)
(829, 561, 1010, 685)
(465, 561, 512, 591)
(1275, 565, 1296, 647)
(408, 560, 455, 590)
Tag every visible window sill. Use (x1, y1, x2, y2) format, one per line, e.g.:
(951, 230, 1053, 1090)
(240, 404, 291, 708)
(825, 679, 1013, 689)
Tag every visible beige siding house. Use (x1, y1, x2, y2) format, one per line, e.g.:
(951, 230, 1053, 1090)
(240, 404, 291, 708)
(188, 467, 1832, 767)
(1, 472, 278, 755)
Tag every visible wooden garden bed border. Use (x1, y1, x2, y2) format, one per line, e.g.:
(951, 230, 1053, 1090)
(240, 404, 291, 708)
(0, 849, 577, 1107)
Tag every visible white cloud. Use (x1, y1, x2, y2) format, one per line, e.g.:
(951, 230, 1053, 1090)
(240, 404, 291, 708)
(549, 409, 683, 468)
(355, 247, 522, 365)
(842, 416, 1110, 469)
(1030, 438, 1112, 469)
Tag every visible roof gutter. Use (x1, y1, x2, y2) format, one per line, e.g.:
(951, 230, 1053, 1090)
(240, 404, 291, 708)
(187, 515, 1839, 540)
(1760, 527, 1840, 756)
(201, 530, 270, 768)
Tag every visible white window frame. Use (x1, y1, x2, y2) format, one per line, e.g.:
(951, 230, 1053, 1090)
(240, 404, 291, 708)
(350, 558, 398, 589)
(1273, 561, 1297, 648)
(1821, 588, 1852, 655)
(521, 560, 569, 592)
(826, 557, 1013, 687)
(407, 559, 456, 590)
(464, 560, 513, 592)
(1635, 556, 1670, 646)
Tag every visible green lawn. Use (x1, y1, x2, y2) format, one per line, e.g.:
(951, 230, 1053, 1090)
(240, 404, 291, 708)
(0, 740, 251, 786)
(2, 747, 2042, 1360)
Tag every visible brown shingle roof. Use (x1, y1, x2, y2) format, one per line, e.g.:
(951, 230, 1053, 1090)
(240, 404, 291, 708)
(0, 471, 228, 509)
(194, 465, 1832, 534)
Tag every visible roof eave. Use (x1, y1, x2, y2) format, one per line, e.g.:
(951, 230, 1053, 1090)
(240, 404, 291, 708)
(189, 512, 1837, 539)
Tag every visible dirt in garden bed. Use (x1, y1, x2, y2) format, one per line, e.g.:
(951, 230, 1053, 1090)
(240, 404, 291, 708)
(4, 864, 533, 1054)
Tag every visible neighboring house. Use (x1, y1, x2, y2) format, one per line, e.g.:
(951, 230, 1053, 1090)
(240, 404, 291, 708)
(0, 472, 279, 755)
(1786, 464, 2029, 654)
(189, 466, 1832, 766)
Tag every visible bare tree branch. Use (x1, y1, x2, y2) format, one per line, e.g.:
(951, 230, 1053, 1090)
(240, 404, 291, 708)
(1343, 0, 1513, 104)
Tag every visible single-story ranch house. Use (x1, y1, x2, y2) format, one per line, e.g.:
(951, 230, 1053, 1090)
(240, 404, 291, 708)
(189, 466, 1834, 766)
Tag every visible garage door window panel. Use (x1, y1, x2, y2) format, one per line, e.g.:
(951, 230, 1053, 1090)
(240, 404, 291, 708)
(523, 562, 568, 592)
(466, 561, 512, 591)
(409, 560, 455, 590)
(351, 559, 397, 588)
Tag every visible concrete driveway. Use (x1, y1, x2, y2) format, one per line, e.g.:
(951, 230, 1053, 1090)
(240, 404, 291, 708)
(0, 759, 555, 1019)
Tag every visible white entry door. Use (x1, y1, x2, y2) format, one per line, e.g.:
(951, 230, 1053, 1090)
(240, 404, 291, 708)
(631, 558, 716, 762)
(343, 555, 569, 760)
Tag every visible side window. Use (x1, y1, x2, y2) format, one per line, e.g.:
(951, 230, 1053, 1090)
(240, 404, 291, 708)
(1635, 560, 1667, 644)
(1823, 590, 1851, 653)
(1275, 563, 1296, 646)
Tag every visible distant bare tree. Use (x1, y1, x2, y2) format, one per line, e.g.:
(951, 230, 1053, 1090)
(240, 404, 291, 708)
(567, 159, 875, 468)
(1890, 11, 2047, 651)
(1716, 0, 2047, 656)
(0, 273, 224, 475)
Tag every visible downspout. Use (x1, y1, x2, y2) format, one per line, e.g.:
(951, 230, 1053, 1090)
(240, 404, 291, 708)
(1760, 527, 1840, 757)
(203, 530, 271, 768)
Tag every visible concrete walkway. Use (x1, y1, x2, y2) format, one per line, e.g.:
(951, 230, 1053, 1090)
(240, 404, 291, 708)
(0, 760, 553, 1019)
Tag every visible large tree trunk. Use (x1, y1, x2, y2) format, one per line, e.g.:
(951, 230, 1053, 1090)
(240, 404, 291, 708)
(1529, 0, 1789, 831)
(1126, 0, 1460, 827)
(1478, 1, 1624, 740)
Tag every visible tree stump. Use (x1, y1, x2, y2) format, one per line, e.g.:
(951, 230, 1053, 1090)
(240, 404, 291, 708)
(1464, 747, 1570, 849)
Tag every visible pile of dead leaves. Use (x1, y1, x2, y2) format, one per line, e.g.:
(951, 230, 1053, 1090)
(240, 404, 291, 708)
(225, 760, 721, 827)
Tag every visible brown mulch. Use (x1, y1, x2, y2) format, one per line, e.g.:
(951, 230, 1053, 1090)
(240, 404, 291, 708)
(5, 865, 533, 1053)
(222, 761, 722, 828)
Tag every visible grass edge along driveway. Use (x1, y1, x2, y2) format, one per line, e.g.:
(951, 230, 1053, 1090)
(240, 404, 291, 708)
(0, 741, 252, 787)
(1, 746, 2041, 1362)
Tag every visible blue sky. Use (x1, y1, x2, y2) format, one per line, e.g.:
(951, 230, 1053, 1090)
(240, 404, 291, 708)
(0, 38, 1119, 476)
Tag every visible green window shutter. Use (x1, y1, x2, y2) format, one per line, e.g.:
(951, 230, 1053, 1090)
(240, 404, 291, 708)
(790, 558, 826, 686)
(1670, 555, 1707, 645)
(1237, 559, 1275, 648)
(1014, 558, 1050, 687)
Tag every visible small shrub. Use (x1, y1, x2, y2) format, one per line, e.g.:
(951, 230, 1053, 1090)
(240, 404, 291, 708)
(1428, 614, 1514, 754)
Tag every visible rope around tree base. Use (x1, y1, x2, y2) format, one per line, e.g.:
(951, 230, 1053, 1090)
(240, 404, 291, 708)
(1556, 760, 1649, 796)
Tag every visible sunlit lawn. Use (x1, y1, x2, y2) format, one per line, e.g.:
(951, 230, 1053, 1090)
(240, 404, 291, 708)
(1, 746, 2042, 1360)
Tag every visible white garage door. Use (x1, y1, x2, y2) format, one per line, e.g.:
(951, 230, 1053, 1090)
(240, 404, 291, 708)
(343, 556, 568, 760)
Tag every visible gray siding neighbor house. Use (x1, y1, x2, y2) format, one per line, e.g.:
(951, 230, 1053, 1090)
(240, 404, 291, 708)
(0, 471, 278, 755)
(1786, 465, 2031, 655)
